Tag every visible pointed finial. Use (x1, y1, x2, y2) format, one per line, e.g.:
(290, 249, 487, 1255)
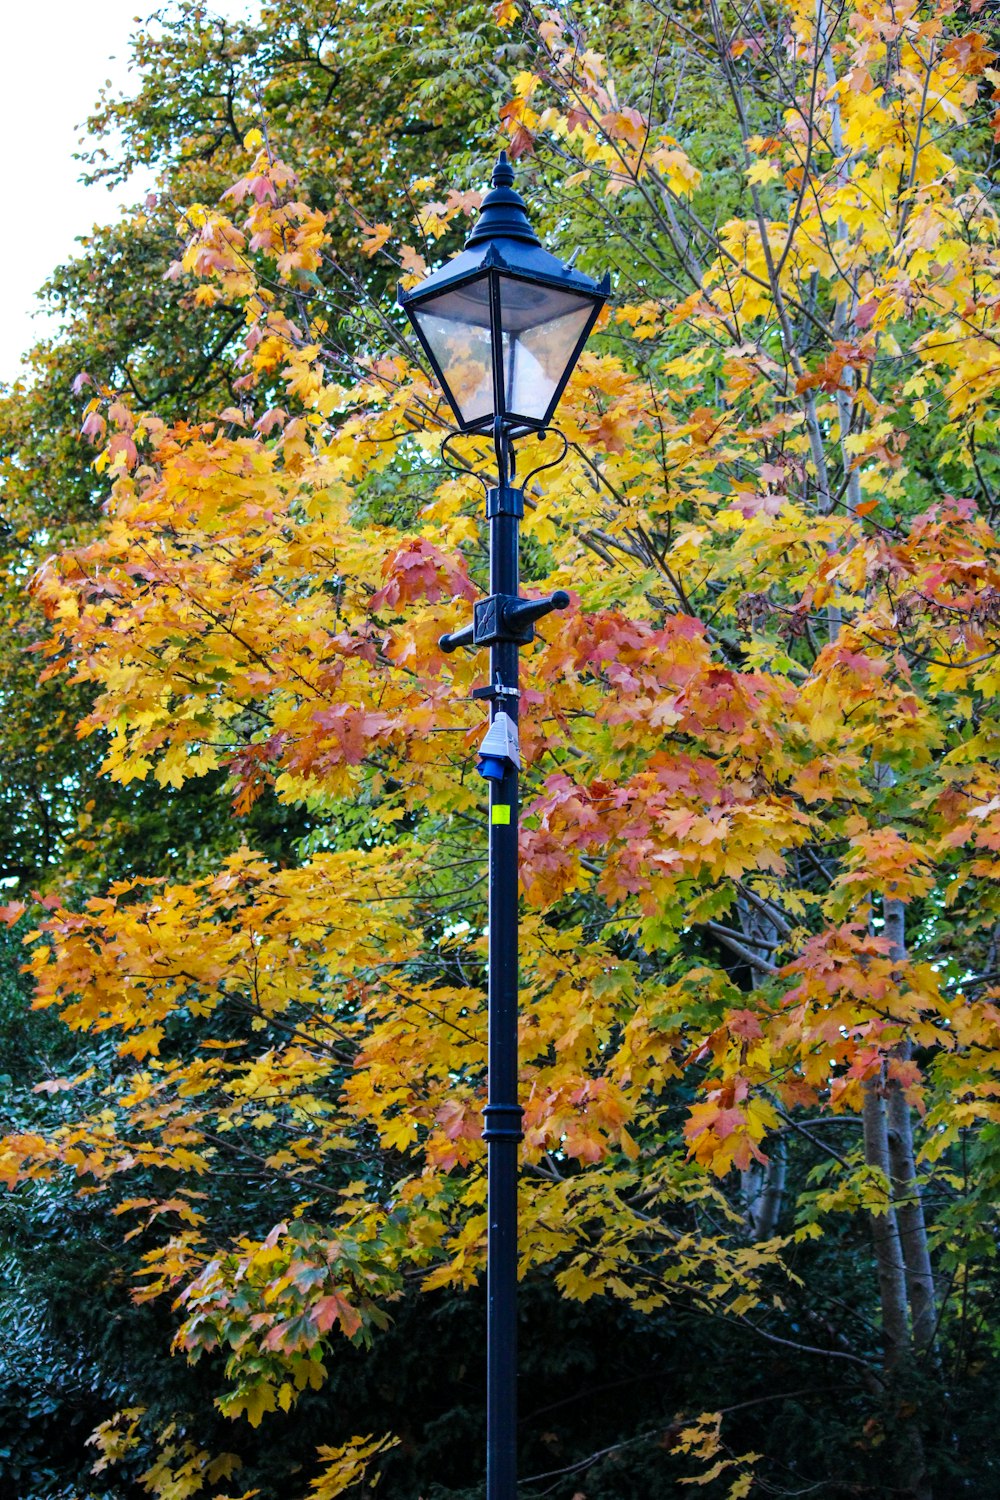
(465, 150, 540, 249)
(492, 150, 514, 189)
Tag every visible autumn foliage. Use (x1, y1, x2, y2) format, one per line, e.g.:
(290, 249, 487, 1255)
(2, 0, 1000, 1495)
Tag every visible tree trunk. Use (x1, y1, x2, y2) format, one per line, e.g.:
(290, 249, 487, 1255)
(863, 1071, 932, 1499)
(747, 1136, 786, 1241)
(883, 897, 938, 1357)
(861, 1071, 911, 1370)
(737, 894, 786, 1240)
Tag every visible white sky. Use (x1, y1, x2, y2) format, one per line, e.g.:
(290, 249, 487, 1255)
(0, 1, 252, 385)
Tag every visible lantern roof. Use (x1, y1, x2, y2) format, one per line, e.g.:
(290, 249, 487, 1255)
(398, 152, 610, 307)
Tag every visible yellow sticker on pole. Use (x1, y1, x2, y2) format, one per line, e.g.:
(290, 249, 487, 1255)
(491, 804, 512, 825)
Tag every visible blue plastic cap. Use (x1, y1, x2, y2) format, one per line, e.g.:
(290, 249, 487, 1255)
(477, 755, 506, 782)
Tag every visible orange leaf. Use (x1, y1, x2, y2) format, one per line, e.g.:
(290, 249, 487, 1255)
(361, 223, 392, 257)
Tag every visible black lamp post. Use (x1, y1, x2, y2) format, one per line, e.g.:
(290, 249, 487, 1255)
(398, 152, 609, 1500)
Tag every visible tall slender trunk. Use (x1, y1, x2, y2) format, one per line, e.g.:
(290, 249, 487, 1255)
(737, 895, 786, 1240)
(862, 1072, 933, 1499)
(883, 897, 938, 1356)
(746, 1136, 786, 1241)
(861, 1070, 911, 1371)
(861, 769, 934, 1496)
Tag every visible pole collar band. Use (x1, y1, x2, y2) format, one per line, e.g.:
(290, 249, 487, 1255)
(486, 485, 525, 519)
(482, 1103, 525, 1142)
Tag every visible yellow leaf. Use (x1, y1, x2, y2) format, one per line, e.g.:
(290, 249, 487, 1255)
(746, 159, 780, 186)
(219, 1384, 276, 1427)
(511, 70, 540, 99)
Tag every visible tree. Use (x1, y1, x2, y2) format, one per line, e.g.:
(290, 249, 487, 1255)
(3, 0, 1000, 1496)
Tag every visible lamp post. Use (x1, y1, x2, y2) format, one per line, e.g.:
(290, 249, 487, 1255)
(398, 152, 609, 1500)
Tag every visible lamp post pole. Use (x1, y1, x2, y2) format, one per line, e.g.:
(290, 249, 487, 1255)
(440, 429, 569, 1499)
(398, 153, 609, 1499)
(481, 437, 524, 1500)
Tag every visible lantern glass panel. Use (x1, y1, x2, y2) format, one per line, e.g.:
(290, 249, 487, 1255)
(409, 277, 494, 427)
(499, 278, 594, 424)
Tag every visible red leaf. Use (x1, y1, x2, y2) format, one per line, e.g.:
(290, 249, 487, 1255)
(313, 1292, 362, 1339)
(508, 126, 536, 160)
(728, 1009, 763, 1041)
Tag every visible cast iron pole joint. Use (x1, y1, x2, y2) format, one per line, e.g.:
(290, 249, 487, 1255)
(438, 543, 569, 655)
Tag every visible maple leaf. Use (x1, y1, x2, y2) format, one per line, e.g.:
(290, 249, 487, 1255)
(593, 409, 634, 454)
(746, 159, 780, 186)
(398, 243, 428, 280)
(600, 108, 647, 149)
(369, 537, 476, 609)
(312, 1292, 362, 1339)
(508, 125, 536, 159)
(360, 222, 392, 257)
(728, 1010, 763, 1041)
(943, 31, 995, 75)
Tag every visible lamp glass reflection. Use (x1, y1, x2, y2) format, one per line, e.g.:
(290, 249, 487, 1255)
(409, 277, 494, 427)
(499, 279, 593, 424)
(409, 272, 596, 430)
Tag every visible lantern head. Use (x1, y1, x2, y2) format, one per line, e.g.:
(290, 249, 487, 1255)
(398, 152, 609, 434)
